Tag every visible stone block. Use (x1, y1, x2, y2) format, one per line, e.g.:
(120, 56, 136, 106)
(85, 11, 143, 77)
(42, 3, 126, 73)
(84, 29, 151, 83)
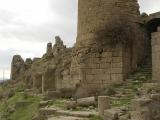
(112, 51, 122, 57)
(100, 74, 111, 81)
(92, 58, 101, 64)
(150, 94, 160, 101)
(33, 73, 42, 90)
(112, 62, 123, 68)
(39, 101, 50, 108)
(100, 63, 111, 69)
(112, 57, 122, 63)
(87, 63, 100, 69)
(87, 79, 102, 84)
(98, 96, 110, 117)
(132, 98, 152, 110)
(131, 98, 153, 120)
(101, 52, 112, 58)
(104, 108, 119, 120)
(39, 108, 57, 116)
(111, 74, 123, 82)
(152, 32, 160, 82)
(111, 68, 123, 74)
(44, 91, 62, 100)
(105, 57, 112, 63)
(65, 101, 77, 110)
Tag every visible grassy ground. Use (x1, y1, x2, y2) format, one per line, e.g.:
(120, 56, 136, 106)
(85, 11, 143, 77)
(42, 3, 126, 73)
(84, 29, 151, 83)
(9, 95, 42, 120)
(0, 85, 42, 120)
(90, 115, 102, 120)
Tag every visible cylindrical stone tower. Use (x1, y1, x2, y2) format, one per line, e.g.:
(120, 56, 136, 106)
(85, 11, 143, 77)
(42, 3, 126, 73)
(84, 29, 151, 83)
(76, 0, 140, 47)
(71, 0, 147, 97)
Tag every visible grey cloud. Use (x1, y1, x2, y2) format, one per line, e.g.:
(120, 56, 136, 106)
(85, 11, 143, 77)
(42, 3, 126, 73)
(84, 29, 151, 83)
(0, 10, 15, 25)
(50, 0, 78, 19)
(0, 1, 77, 47)
(0, 20, 76, 47)
(138, 0, 160, 14)
(0, 49, 15, 69)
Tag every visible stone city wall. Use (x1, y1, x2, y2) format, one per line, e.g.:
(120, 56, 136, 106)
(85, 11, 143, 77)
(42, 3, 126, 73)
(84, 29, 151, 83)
(152, 26, 160, 82)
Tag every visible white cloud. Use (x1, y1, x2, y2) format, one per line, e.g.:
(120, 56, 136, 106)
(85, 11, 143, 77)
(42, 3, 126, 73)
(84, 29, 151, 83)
(138, 0, 160, 14)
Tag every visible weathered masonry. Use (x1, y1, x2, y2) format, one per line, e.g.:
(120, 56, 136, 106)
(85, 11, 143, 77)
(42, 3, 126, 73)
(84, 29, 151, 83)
(152, 27, 160, 82)
(10, 1, 160, 97)
(70, 0, 148, 96)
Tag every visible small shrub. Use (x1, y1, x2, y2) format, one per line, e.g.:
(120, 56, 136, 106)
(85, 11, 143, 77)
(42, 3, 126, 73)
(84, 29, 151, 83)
(106, 88, 116, 96)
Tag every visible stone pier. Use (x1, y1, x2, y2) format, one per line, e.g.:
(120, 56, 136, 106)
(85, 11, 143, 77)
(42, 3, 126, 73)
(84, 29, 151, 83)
(98, 96, 110, 117)
(152, 26, 160, 82)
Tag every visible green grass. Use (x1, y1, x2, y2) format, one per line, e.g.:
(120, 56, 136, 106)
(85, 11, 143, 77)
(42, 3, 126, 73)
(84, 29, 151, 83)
(0, 92, 23, 114)
(9, 96, 41, 120)
(0, 90, 42, 120)
(90, 115, 102, 120)
(48, 99, 66, 108)
(111, 96, 134, 107)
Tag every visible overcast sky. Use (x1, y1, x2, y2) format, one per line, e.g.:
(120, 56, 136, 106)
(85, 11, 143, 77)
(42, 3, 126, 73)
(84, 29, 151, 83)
(0, 0, 160, 79)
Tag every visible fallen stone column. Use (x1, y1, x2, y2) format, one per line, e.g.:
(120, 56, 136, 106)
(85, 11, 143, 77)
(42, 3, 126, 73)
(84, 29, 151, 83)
(77, 96, 96, 107)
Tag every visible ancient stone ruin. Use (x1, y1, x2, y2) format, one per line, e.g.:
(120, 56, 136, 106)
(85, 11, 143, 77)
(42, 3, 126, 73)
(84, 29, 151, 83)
(71, 0, 149, 97)
(10, 0, 160, 120)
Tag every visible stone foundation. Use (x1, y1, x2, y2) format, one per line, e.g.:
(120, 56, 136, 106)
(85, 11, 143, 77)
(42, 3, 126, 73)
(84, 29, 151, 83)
(71, 44, 124, 93)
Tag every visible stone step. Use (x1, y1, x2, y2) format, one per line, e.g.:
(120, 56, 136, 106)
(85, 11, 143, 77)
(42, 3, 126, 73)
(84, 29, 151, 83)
(141, 65, 152, 69)
(39, 108, 57, 116)
(125, 78, 134, 81)
(48, 116, 89, 120)
(103, 108, 130, 120)
(56, 110, 98, 118)
(39, 108, 98, 118)
(141, 67, 152, 70)
(115, 88, 134, 92)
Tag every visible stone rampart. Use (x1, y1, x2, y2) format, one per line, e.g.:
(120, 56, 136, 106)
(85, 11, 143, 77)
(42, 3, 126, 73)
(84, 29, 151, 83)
(152, 26, 160, 82)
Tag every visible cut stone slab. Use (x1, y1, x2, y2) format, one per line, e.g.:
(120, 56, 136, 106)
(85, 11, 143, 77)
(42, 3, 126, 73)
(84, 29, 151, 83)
(48, 116, 89, 120)
(39, 107, 98, 118)
(56, 110, 98, 118)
